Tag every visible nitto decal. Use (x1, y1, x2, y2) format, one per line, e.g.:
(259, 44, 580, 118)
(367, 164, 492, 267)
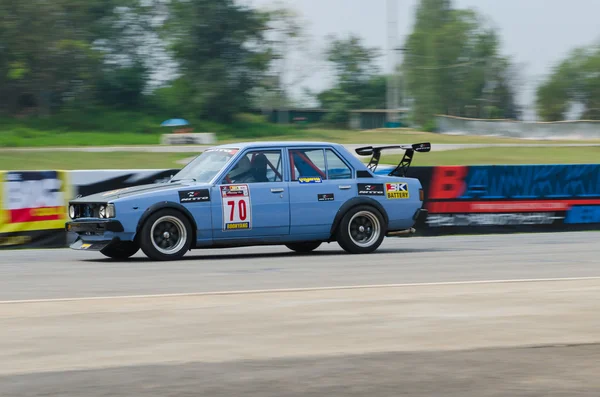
(318, 193, 334, 201)
(357, 183, 384, 196)
(220, 185, 251, 231)
(298, 177, 322, 184)
(385, 182, 409, 199)
(178, 189, 210, 203)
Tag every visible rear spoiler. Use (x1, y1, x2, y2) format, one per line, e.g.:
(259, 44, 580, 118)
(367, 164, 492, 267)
(355, 142, 431, 177)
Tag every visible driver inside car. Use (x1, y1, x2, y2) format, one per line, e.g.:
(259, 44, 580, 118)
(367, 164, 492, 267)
(226, 153, 269, 183)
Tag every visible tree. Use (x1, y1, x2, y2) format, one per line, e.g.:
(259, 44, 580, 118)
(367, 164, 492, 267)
(325, 34, 381, 90)
(164, 0, 272, 122)
(404, 0, 520, 126)
(536, 45, 600, 121)
(317, 35, 383, 124)
(0, 0, 149, 115)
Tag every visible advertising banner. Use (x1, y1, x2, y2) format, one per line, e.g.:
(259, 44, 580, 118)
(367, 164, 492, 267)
(2, 164, 600, 249)
(0, 170, 70, 248)
(419, 164, 600, 234)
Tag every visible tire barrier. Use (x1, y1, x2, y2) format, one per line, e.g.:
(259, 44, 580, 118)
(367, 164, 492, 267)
(2, 165, 599, 249)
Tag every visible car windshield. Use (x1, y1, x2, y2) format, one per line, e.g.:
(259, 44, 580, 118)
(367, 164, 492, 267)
(170, 148, 239, 183)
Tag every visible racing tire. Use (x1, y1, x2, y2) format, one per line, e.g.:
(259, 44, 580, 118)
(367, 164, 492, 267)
(139, 209, 193, 261)
(285, 241, 322, 253)
(100, 241, 139, 260)
(336, 205, 386, 254)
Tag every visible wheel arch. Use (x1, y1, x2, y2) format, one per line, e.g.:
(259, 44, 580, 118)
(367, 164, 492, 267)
(135, 202, 198, 245)
(329, 197, 389, 240)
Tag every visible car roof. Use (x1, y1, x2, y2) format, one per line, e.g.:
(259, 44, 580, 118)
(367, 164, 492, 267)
(211, 141, 344, 150)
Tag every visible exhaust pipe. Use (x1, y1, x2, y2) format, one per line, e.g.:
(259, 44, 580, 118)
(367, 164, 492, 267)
(386, 228, 416, 237)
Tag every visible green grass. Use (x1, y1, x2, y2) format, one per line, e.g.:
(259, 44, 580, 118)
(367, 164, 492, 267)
(1, 146, 599, 170)
(3, 127, 600, 148)
(0, 152, 200, 170)
(3, 109, 600, 147)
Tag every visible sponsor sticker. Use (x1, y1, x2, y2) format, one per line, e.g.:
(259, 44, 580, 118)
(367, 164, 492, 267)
(385, 182, 409, 199)
(318, 193, 335, 201)
(80, 243, 92, 249)
(3, 171, 68, 230)
(220, 184, 252, 231)
(357, 183, 384, 196)
(298, 177, 322, 184)
(178, 189, 210, 203)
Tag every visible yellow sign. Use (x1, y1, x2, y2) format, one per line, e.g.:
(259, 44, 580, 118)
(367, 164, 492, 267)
(0, 170, 70, 234)
(225, 222, 250, 230)
(385, 182, 409, 199)
(298, 177, 322, 184)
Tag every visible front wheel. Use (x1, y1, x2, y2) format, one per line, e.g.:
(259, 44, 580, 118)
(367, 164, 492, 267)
(139, 209, 193, 261)
(100, 241, 139, 260)
(336, 206, 386, 254)
(285, 241, 322, 253)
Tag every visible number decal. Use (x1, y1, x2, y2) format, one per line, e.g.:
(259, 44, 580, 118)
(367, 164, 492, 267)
(228, 200, 235, 221)
(220, 185, 252, 230)
(238, 200, 247, 221)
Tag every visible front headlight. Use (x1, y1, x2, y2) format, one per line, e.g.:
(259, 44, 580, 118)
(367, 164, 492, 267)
(69, 205, 76, 219)
(106, 203, 116, 218)
(98, 204, 115, 218)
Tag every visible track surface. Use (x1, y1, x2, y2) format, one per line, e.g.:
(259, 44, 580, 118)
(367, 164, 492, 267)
(1, 232, 600, 301)
(1, 232, 600, 396)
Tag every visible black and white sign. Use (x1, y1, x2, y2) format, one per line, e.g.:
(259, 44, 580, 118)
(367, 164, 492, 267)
(178, 189, 210, 203)
(357, 183, 384, 196)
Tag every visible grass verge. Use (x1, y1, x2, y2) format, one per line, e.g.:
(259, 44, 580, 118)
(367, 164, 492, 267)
(1, 146, 599, 171)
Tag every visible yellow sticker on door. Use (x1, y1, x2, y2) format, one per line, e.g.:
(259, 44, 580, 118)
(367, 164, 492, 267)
(385, 182, 409, 199)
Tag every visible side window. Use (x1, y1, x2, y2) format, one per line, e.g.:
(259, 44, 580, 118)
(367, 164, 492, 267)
(223, 150, 283, 184)
(289, 149, 327, 181)
(326, 149, 353, 180)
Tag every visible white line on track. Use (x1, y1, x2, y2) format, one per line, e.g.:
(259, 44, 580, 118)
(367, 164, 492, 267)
(2, 276, 600, 305)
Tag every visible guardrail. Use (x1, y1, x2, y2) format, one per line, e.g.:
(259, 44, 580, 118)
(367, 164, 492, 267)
(435, 114, 600, 140)
(2, 165, 600, 249)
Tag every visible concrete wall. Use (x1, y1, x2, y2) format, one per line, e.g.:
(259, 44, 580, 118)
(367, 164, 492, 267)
(436, 115, 600, 140)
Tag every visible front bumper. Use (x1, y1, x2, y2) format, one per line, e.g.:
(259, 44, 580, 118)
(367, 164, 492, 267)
(66, 219, 124, 234)
(69, 237, 114, 251)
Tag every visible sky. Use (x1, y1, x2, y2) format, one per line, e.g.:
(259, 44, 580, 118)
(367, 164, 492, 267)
(248, 0, 600, 120)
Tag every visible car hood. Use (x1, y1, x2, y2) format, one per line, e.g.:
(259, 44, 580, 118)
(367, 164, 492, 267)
(71, 182, 209, 203)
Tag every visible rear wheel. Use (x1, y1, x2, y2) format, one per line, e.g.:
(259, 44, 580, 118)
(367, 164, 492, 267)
(139, 209, 193, 261)
(336, 206, 385, 254)
(100, 241, 139, 260)
(285, 241, 322, 253)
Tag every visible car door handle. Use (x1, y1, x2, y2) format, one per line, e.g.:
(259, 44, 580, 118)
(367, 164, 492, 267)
(338, 185, 352, 190)
(270, 188, 284, 193)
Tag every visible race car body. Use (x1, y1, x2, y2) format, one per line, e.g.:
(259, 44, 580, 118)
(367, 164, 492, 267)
(66, 141, 430, 260)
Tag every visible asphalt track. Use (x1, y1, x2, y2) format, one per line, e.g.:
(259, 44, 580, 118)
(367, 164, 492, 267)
(1, 232, 600, 396)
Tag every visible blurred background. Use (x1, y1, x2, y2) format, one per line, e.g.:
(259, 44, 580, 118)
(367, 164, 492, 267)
(1, 0, 599, 145)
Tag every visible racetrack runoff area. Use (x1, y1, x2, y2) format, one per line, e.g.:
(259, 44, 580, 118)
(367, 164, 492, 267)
(1, 232, 600, 396)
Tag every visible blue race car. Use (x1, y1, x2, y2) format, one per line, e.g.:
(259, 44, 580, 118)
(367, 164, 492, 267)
(66, 141, 430, 260)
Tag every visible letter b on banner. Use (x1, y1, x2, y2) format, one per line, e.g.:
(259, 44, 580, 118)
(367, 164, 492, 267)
(429, 166, 467, 200)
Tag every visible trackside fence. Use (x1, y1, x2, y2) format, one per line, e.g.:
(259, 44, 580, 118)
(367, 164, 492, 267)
(1, 165, 599, 249)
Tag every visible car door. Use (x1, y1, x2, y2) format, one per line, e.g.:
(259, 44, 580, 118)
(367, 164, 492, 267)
(211, 149, 290, 241)
(288, 147, 355, 238)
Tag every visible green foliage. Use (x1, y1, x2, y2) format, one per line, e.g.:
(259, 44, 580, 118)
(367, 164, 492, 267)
(536, 45, 600, 121)
(404, 0, 519, 125)
(165, 0, 272, 122)
(317, 35, 385, 124)
(96, 62, 149, 108)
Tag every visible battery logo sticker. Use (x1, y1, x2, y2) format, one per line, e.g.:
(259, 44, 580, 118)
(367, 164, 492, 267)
(385, 183, 409, 199)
